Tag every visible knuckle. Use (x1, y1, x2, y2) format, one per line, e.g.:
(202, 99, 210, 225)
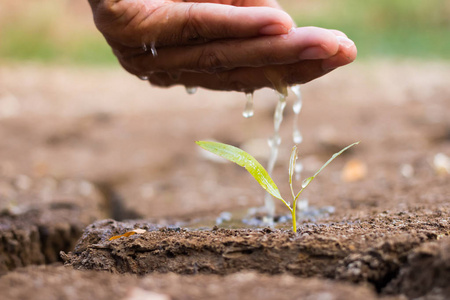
(197, 48, 230, 73)
(181, 4, 202, 44)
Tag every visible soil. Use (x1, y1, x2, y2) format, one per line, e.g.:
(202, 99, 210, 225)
(0, 60, 449, 299)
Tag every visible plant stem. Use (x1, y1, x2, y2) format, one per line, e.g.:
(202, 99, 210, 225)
(292, 201, 297, 232)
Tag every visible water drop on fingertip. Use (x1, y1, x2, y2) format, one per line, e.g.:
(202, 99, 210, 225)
(185, 86, 197, 95)
(301, 177, 312, 189)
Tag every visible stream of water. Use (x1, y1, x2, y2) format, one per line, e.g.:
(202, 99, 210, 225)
(290, 84, 303, 181)
(264, 92, 287, 220)
(185, 82, 311, 227)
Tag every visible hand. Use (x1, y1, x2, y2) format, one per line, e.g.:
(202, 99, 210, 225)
(88, 0, 357, 92)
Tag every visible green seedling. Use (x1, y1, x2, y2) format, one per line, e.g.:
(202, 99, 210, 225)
(196, 141, 359, 232)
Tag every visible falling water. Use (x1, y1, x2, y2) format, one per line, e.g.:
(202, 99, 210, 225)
(142, 42, 157, 57)
(242, 93, 254, 118)
(150, 41, 158, 57)
(264, 92, 287, 219)
(290, 84, 303, 180)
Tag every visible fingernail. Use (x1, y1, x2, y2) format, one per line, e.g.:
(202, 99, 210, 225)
(336, 36, 355, 49)
(259, 24, 289, 35)
(299, 46, 328, 60)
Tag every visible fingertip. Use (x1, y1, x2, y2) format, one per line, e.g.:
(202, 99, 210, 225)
(257, 8, 294, 35)
(292, 27, 340, 59)
(338, 35, 358, 63)
(330, 29, 348, 38)
(336, 36, 355, 50)
(321, 42, 358, 71)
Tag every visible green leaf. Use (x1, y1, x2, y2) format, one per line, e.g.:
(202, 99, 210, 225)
(295, 141, 360, 198)
(196, 141, 285, 203)
(313, 141, 360, 178)
(301, 176, 313, 189)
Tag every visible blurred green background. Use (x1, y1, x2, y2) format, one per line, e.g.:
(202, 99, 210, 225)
(0, 0, 449, 65)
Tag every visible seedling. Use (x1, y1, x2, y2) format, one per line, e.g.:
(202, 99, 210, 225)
(196, 141, 359, 232)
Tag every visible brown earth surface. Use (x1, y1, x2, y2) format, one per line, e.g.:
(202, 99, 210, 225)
(0, 60, 449, 299)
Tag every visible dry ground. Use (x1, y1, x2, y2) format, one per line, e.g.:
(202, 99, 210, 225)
(0, 60, 449, 299)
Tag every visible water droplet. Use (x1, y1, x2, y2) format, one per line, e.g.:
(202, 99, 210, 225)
(273, 93, 287, 132)
(296, 199, 308, 211)
(295, 163, 303, 180)
(242, 93, 254, 118)
(185, 86, 197, 95)
(150, 41, 157, 57)
(400, 164, 414, 178)
(293, 128, 303, 144)
(267, 134, 281, 148)
(293, 101, 302, 114)
(290, 84, 301, 99)
(291, 84, 303, 146)
(301, 177, 313, 189)
(142, 43, 148, 52)
(139, 75, 149, 81)
(433, 153, 450, 175)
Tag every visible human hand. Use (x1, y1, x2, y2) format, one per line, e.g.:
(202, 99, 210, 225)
(88, 0, 357, 92)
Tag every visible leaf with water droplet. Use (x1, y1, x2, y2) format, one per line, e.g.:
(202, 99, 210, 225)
(289, 145, 298, 186)
(196, 141, 285, 204)
(301, 176, 313, 189)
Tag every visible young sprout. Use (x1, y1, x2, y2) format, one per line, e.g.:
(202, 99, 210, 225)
(196, 141, 360, 232)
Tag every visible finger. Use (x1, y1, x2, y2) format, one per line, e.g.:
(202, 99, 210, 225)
(132, 2, 294, 47)
(125, 27, 341, 73)
(176, 0, 284, 10)
(146, 60, 328, 92)
(147, 40, 356, 92)
(330, 29, 348, 38)
(321, 36, 358, 71)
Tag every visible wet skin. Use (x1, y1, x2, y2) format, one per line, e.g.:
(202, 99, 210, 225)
(88, 0, 357, 91)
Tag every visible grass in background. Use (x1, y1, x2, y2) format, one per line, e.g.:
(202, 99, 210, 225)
(0, 0, 117, 65)
(292, 0, 450, 60)
(0, 24, 116, 65)
(0, 0, 449, 65)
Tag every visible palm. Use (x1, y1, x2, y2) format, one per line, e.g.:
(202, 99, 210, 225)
(88, 0, 357, 91)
